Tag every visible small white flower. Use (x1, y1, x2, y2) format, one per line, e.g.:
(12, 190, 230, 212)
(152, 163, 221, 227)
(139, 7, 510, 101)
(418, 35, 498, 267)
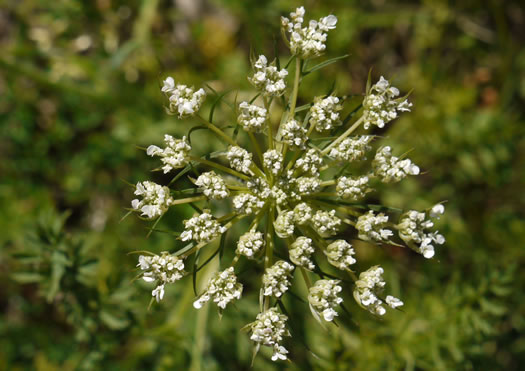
(162, 78, 206, 118)
(282, 119, 307, 148)
(274, 210, 295, 238)
(308, 279, 343, 321)
(397, 209, 445, 258)
(354, 265, 400, 316)
(262, 260, 294, 298)
(325, 240, 356, 270)
(248, 55, 288, 97)
(282, 7, 338, 59)
(180, 210, 227, 243)
(147, 135, 191, 174)
(310, 95, 343, 132)
(289, 236, 315, 270)
(294, 176, 321, 195)
(329, 135, 373, 162)
(237, 102, 268, 132)
(312, 209, 341, 236)
(294, 148, 323, 176)
(293, 202, 313, 225)
(373, 146, 420, 183)
(336, 175, 369, 200)
(236, 230, 265, 258)
(195, 171, 229, 200)
(193, 267, 243, 310)
(233, 193, 265, 215)
(362, 76, 411, 129)
(430, 204, 445, 219)
(132, 181, 173, 219)
(356, 210, 393, 242)
(226, 146, 253, 175)
(263, 149, 284, 175)
(138, 252, 185, 301)
(248, 308, 290, 361)
(386, 295, 404, 309)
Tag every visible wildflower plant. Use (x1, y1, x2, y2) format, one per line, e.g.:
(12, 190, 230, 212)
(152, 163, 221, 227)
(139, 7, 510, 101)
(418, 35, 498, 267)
(128, 6, 446, 362)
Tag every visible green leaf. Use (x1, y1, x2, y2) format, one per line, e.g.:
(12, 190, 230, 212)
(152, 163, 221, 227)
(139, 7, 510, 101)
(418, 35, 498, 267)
(11, 272, 45, 283)
(303, 54, 349, 75)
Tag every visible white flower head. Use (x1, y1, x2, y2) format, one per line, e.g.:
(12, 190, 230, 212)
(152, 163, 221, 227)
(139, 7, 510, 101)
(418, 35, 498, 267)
(293, 202, 313, 225)
(236, 229, 265, 258)
(312, 209, 341, 236)
(180, 210, 227, 243)
(147, 135, 191, 174)
(289, 236, 315, 270)
(282, 119, 308, 148)
(356, 210, 393, 242)
(263, 149, 284, 175)
(329, 135, 373, 162)
(132, 181, 173, 219)
(248, 308, 291, 361)
(274, 210, 295, 238)
(373, 146, 420, 183)
(226, 146, 253, 175)
(162, 78, 206, 118)
(193, 267, 243, 310)
(248, 55, 288, 96)
(336, 175, 369, 200)
(308, 279, 343, 321)
(294, 148, 323, 176)
(363, 76, 411, 129)
(282, 7, 338, 59)
(138, 252, 185, 301)
(195, 171, 229, 200)
(354, 266, 403, 316)
(310, 95, 343, 132)
(397, 208, 445, 258)
(325, 240, 356, 270)
(262, 260, 295, 298)
(238, 101, 268, 132)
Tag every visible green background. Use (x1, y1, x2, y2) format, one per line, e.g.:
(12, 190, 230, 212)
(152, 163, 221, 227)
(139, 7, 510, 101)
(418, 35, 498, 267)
(1, 0, 524, 369)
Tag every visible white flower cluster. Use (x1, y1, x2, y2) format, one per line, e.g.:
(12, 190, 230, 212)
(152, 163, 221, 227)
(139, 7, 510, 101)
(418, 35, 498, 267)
(237, 101, 268, 132)
(162, 77, 206, 118)
(289, 237, 315, 270)
(226, 146, 253, 175)
(356, 210, 393, 242)
(248, 55, 288, 97)
(282, 119, 307, 148)
(312, 209, 341, 236)
(274, 210, 295, 238)
(236, 230, 265, 259)
(362, 76, 411, 129)
(353, 266, 403, 316)
(373, 146, 420, 183)
(262, 260, 295, 298)
(308, 279, 343, 321)
(294, 176, 321, 195)
(193, 267, 243, 310)
(233, 193, 265, 215)
(180, 210, 227, 243)
(249, 308, 290, 361)
(324, 240, 356, 270)
(263, 149, 284, 175)
(293, 202, 313, 225)
(132, 181, 173, 219)
(310, 95, 343, 132)
(195, 171, 229, 200)
(138, 252, 185, 302)
(397, 205, 445, 258)
(281, 7, 338, 59)
(294, 148, 323, 176)
(329, 135, 373, 162)
(147, 134, 191, 174)
(336, 175, 369, 200)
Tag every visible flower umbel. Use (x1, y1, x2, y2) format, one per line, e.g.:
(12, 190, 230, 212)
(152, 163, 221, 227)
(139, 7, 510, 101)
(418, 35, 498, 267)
(130, 6, 445, 362)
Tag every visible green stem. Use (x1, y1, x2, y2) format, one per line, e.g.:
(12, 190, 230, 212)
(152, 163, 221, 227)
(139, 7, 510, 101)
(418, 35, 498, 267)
(264, 96, 274, 150)
(321, 116, 365, 156)
(171, 195, 207, 205)
(264, 205, 275, 311)
(190, 156, 250, 181)
(300, 267, 312, 288)
(197, 115, 237, 147)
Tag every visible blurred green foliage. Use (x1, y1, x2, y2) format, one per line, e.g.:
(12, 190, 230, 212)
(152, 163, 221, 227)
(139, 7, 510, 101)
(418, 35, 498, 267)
(1, 0, 524, 369)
